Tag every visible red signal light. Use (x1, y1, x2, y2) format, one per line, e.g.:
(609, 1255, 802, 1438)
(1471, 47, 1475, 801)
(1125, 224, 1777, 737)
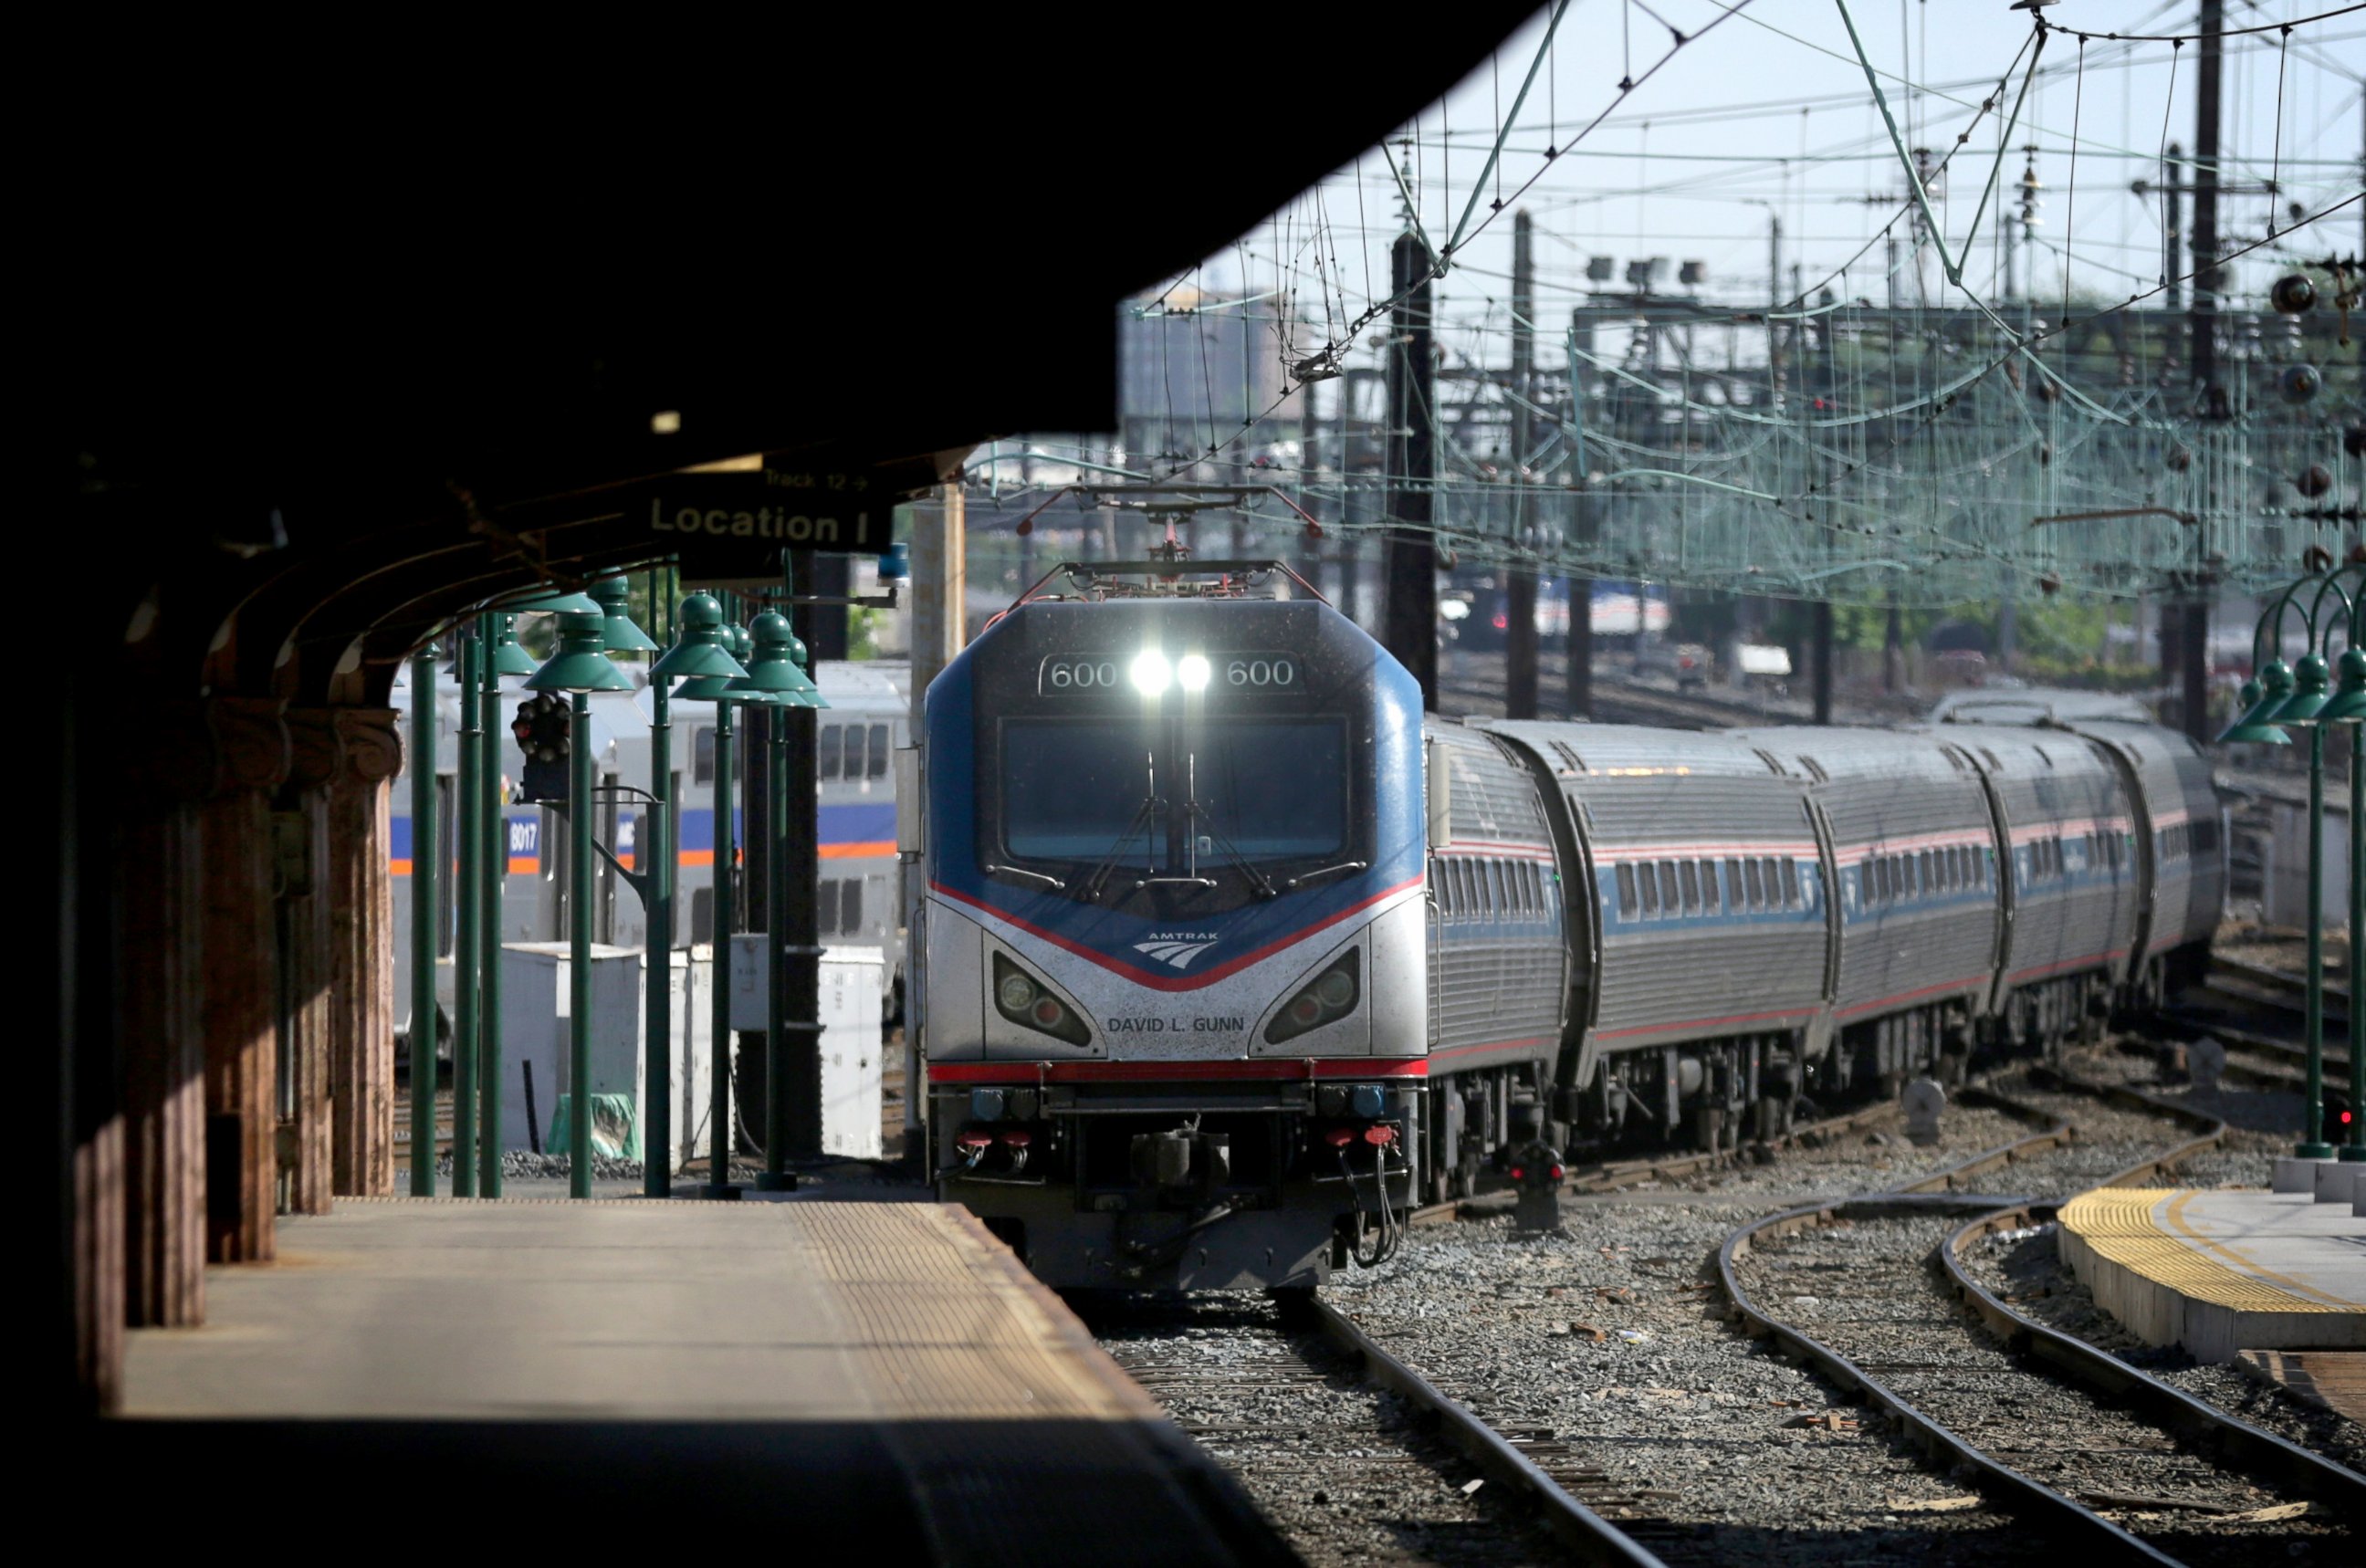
(1492, 613, 1509, 630)
(1549, 1163, 1565, 1181)
(1509, 1166, 1525, 1182)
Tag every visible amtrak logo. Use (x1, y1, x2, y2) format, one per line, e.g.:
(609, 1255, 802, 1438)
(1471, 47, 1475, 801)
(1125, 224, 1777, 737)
(1133, 931, 1220, 970)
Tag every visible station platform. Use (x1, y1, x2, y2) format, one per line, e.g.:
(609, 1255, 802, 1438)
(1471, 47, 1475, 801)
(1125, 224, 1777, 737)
(2058, 1186, 2366, 1364)
(100, 1198, 1292, 1564)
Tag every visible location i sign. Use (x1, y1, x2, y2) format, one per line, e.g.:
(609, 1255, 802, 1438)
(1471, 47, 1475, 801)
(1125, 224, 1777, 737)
(636, 470, 892, 562)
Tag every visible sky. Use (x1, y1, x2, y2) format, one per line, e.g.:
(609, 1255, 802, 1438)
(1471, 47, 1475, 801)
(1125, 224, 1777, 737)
(1181, 0, 2365, 374)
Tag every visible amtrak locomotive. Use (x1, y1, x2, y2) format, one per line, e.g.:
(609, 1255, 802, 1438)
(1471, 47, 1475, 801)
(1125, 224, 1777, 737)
(916, 559, 2224, 1291)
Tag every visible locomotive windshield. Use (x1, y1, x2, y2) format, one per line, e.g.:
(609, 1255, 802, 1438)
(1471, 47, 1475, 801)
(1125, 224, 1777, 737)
(1188, 717, 1346, 858)
(995, 714, 1357, 902)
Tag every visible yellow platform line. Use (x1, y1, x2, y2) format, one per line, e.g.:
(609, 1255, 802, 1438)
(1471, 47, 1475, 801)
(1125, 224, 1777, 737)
(2057, 1188, 2361, 1316)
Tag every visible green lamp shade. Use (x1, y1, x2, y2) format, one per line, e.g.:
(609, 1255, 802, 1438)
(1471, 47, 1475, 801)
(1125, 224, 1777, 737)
(487, 613, 538, 676)
(588, 573, 659, 653)
(2268, 653, 2332, 725)
(508, 584, 602, 615)
(2321, 649, 2366, 723)
(651, 592, 748, 683)
(525, 611, 634, 694)
(728, 612, 829, 708)
(676, 622, 771, 703)
(2216, 664, 2293, 745)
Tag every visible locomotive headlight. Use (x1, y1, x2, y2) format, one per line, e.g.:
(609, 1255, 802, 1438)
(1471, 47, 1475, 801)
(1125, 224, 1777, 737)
(1264, 949, 1361, 1045)
(1177, 653, 1211, 693)
(1131, 649, 1171, 695)
(990, 951, 1091, 1045)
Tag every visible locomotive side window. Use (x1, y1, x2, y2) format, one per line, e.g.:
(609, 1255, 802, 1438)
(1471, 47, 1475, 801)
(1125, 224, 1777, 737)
(1617, 863, 1638, 918)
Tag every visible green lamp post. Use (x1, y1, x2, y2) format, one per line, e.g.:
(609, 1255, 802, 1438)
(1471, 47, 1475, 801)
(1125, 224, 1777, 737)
(644, 592, 746, 1197)
(478, 613, 535, 1198)
(525, 609, 633, 1198)
(2331, 645, 2366, 1164)
(674, 616, 768, 1198)
(731, 611, 827, 1190)
(2277, 580, 2366, 1170)
(452, 626, 483, 1197)
(407, 642, 440, 1196)
(2225, 569, 2363, 1168)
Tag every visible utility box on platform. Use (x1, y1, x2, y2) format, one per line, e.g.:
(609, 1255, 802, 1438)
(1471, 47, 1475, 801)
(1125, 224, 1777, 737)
(726, 937, 886, 1159)
(498, 943, 728, 1171)
(498, 943, 640, 1155)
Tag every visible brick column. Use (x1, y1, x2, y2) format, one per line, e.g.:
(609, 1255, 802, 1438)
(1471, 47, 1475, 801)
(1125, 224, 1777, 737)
(118, 797, 206, 1325)
(200, 696, 289, 1263)
(329, 708, 401, 1197)
(281, 711, 341, 1215)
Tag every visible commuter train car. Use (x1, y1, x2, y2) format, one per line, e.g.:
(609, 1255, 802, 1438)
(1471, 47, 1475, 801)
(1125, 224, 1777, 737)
(916, 559, 2227, 1292)
(389, 656, 910, 1057)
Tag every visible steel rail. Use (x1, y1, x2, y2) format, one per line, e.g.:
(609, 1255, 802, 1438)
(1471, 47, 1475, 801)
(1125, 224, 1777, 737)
(2211, 952, 2350, 1011)
(1939, 1205, 2366, 1514)
(1298, 1296, 1669, 1568)
(1886, 1082, 2074, 1194)
(1716, 1193, 2184, 1566)
(1714, 1069, 2259, 1565)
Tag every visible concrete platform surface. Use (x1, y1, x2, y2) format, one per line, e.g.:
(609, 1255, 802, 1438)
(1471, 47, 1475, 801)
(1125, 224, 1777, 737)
(2060, 1186, 2366, 1364)
(107, 1198, 1291, 1563)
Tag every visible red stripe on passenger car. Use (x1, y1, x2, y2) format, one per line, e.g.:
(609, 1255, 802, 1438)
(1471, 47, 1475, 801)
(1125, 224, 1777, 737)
(927, 1058, 1430, 1083)
(1594, 1006, 1816, 1040)
(930, 876, 1423, 991)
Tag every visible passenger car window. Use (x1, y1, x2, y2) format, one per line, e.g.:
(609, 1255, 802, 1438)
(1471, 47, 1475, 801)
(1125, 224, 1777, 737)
(868, 725, 890, 779)
(818, 725, 843, 781)
(1617, 863, 1638, 918)
(1639, 862, 1660, 916)
(1657, 862, 1680, 915)
(1679, 861, 1701, 913)
(1782, 858, 1800, 907)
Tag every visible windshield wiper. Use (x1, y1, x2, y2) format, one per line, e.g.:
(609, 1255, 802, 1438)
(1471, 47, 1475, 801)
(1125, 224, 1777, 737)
(1284, 861, 1368, 891)
(1184, 751, 1279, 900)
(1083, 751, 1164, 903)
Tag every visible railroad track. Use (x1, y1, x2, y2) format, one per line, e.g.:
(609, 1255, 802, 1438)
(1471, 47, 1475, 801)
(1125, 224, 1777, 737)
(1714, 1072, 2360, 1566)
(2209, 953, 2349, 1015)
(1084, 1292, 1662, 1567)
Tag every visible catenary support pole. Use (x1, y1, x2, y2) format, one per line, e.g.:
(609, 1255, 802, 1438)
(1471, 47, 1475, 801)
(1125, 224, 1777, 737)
(1507, 209, 1539, 721)
(569, 688, 594, 1198)
(407, 643, 438, 1196)
(451, 630, 480, 1197)
(477, 613, 505, 1198)
(2179, 0, 2225, 746)
(1812, 601, 1835, 726)
(1384, 230, 1439, 710)
(705, 696, 738, 1199)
